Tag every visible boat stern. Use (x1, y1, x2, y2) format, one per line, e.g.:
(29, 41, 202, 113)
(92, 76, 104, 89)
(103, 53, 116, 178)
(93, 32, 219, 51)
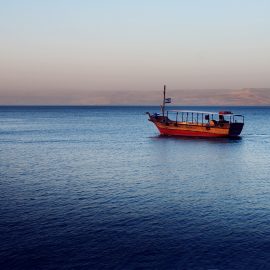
(229, 122, 244, 137)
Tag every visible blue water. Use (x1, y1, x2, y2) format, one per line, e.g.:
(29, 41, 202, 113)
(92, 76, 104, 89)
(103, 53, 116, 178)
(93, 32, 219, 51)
(0, 106, 270, 269)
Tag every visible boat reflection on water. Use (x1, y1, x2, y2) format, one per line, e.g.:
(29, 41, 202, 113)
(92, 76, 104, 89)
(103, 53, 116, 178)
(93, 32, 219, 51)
(151, 134, 243, 144)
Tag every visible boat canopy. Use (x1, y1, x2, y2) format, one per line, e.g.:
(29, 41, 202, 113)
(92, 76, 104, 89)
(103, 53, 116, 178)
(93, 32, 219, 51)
(167, 110, 234, 116)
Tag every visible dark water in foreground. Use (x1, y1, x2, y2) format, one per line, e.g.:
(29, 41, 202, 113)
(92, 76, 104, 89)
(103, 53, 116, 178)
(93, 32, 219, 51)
(0, 106, 270, 269)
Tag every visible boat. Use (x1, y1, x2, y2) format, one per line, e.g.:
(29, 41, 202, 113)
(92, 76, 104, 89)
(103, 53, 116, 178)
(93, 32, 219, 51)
(146, 85, 244, 137)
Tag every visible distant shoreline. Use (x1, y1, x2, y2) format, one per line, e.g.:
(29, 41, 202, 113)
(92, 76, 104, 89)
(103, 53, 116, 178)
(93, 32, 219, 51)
(1, 105, 270, 107)
(1, 88, 270, 106)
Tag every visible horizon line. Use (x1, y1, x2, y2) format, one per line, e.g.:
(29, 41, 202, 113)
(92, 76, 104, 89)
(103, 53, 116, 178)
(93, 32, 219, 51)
(1, 104, 270, 107)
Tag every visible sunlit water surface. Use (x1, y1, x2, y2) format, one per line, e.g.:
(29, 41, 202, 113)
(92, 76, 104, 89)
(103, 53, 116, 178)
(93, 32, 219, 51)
(0, 106, 270, 269)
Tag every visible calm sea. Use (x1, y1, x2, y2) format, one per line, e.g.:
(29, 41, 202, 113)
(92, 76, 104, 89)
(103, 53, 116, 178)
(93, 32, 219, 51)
(0, 106, 270, 269)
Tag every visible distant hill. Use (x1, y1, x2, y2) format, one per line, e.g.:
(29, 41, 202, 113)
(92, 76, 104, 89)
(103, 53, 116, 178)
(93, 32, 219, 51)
(1, 88, 270, 105)
(86, 88, 270, 106)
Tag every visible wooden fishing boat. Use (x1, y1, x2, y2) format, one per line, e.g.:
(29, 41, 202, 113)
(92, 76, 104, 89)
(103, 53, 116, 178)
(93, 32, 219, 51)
(146, 86, 244, 138)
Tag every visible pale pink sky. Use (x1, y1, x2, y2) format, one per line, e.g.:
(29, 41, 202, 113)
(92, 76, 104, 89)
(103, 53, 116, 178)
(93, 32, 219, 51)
(1, 1, 270, 104)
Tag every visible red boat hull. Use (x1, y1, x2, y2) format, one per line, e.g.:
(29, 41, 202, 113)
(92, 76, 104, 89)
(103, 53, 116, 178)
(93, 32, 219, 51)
(147, 113, 244, 138)
(157, 126, 226, 137)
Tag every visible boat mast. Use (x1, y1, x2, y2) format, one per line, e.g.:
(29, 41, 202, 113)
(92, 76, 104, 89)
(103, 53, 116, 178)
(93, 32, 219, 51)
(162, 85, 166, 117)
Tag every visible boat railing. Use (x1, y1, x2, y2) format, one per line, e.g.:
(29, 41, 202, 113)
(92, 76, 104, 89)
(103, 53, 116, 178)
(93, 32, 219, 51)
(233, 115, 244, 123)
(165, 110, 244, 125)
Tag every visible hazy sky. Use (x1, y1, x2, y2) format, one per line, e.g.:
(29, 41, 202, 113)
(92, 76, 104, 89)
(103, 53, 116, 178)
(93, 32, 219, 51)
(0, 0, 270, 104)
